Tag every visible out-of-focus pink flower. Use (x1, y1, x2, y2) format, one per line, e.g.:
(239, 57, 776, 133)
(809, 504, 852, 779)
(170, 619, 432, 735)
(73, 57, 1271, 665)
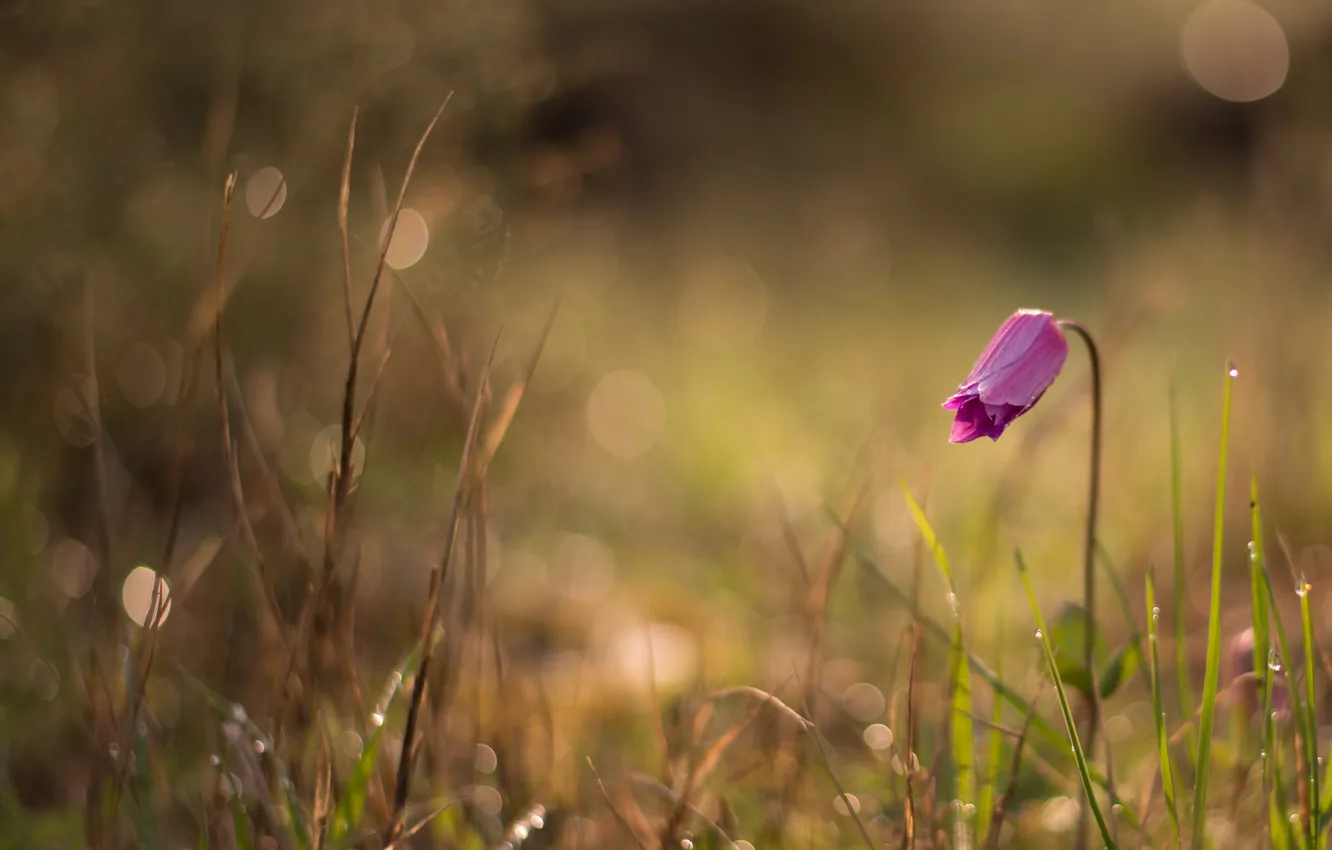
(942, 309, 1069, 443)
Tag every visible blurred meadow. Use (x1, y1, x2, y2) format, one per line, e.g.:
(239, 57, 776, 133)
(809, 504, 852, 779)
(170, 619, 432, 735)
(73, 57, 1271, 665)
(4, 0, 1332, 847)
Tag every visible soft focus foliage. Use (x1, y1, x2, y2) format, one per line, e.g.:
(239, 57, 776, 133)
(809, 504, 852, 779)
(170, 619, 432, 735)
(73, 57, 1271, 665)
(3, 0, 1332, 847)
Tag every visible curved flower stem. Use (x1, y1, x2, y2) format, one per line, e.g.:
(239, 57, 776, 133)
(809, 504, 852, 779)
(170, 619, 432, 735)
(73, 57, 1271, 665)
(1057, 319, 1104, 849)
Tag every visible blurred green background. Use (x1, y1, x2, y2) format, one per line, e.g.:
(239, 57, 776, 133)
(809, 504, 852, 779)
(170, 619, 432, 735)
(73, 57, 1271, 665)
(3, 0, 1332, 845)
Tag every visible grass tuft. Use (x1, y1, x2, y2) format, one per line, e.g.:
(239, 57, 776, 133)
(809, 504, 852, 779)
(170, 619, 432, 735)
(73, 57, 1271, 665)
(1017, 549, 1116, 850)
(1190, 362, 1236, 847)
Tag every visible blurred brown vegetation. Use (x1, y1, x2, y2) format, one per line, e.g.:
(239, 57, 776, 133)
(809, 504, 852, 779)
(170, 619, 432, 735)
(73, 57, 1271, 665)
(5, 0, 1332, 846)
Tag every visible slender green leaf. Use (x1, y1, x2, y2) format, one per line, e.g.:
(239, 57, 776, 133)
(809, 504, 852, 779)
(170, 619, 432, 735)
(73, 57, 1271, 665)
(900, 479, 973, 834)
(224, 769, 253, 850)
(1263, 567, 1313, 846)
(853, 547, 1142, 827)
(1097, 542, 1155, 695)
(1298, 570, 1319, 847)
(975, 659, 1006, 844)
(1017, 550, 1116, 849)
(1191, 363, 1235, 848)
(1146, 568, 1181, 849)
(1100, 639, 1141, 701)
(949, 624, 976, 822)
(1170, 381, 1198, 765)
(329, 641, 420, 844)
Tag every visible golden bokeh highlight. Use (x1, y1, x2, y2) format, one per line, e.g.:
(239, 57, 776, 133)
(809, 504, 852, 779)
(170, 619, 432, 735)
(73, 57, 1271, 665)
(245, 166, 288, 219)
(122, 565, 173, 627)
(679, 257, 769, 351)
(309, 424, 366, 486)
(51, 538, 98, 599)
(586, 370, 666, 459)
(381, 208, 430, 270)
(1180, 0, 1289, 103)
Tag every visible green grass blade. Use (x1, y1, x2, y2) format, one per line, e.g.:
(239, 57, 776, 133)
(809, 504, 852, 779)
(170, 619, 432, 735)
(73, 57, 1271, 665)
(900, 479, 974, 835)
(223, 768, 253, 850)
(900, 478, 955, 587)
(1263, 567, 1312, 845)
(975, 657, 1006, 845)
(1190, 362, 1235, 847)
(1017, 550, 1116, 850)
(1298, 572, 1319, 847)
(1097, 543, 1152, 695)
(1171, 381, 1198, 765)
(853, 548, 1140, 826)
(1251, 476, 1272, 724)
(1146, 568, 1182, 849)
(329, 641, 421, 844)
(949, 623, 976, 832)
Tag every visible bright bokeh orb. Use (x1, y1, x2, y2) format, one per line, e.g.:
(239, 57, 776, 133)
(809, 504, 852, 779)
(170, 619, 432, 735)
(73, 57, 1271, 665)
(381, 208, 430, 270)
(245, 166, 287, 219)
(122, 565, 172, 627)
(586, 370, 666, 459)
(1180, 0, 1289, 103)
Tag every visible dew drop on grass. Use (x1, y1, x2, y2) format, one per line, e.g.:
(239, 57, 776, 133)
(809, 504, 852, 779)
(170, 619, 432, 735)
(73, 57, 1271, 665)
(1229, 366, 1239, 378)
(1034, 629, 1043, 640)
(209, 754, 221, 766)
(1248, 541, 1257, 560)
(1269, 649, 1282, 672)
(370, 712, 385, 727)
(1296, 575, 1310, 597)
(253, 739, 265, 754)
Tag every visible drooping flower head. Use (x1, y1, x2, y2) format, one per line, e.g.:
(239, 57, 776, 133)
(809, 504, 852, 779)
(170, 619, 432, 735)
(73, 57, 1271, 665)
(942, 309, 1069, 443)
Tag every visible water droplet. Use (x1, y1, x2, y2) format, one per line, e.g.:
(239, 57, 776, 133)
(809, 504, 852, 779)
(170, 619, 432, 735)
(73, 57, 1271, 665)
(1290, 812, 1300, 824)
(209, 754, 221, 766)
(253, 739, 265, 754)
(108, 742, 120, 759)
(1296, 575, 1310, 597)
(1248, 541, 1257, 560)
(230, 703, 248, 723)
(1228, 366, 1239, 378)
(1035, 628, 1044, 640)
(680, 840, 693, 850)
(370, 712, 385, 727)
(945, 591, 960, 617)
(1269, 649, 1282, 672)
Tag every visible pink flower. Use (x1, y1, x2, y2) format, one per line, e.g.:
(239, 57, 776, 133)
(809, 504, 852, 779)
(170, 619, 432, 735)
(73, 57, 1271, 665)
(942, 309, 1069, 443)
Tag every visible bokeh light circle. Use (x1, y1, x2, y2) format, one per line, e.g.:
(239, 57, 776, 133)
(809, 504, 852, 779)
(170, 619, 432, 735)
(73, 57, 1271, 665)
(245, 166, 287, 219)
(586, 370, 667, 459)
(122, 565, 172, 627)
(381, 208, 430, 270)
(1180, 0, 1289, 103)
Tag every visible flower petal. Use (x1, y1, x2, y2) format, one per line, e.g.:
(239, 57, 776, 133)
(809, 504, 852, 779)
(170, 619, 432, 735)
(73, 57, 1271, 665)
(942, 309, 1069, 442)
